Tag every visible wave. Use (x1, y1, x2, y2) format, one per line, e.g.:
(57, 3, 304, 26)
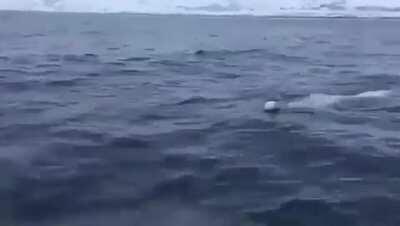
(2, 0, 400, 17)
(193, 49, 265, 58)
(248, 197, 400, 226)
(194, 49, 309, 63)
(177, 96, 223, 105)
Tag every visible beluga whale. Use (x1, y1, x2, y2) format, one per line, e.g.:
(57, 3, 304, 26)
(264, 90, 391, 113)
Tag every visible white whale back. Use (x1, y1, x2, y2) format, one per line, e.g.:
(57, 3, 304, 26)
(288, 90, 391, 109)
(265, 90, 391, 112)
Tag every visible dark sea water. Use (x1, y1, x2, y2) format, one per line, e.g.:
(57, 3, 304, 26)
(1, 11, 400, 226)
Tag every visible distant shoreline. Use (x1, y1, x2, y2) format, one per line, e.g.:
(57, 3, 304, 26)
(1, 9, 400, 20)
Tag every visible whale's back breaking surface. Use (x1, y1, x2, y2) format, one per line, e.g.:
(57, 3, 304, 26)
(264, 101, 281, 113)
(264, 90, 392, 112)
(289, 90, 391, 108)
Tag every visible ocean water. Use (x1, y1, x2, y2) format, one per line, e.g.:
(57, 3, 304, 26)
(1, 11, 400, 226)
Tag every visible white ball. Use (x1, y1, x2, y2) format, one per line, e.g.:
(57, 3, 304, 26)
(264, 101, 280, 112)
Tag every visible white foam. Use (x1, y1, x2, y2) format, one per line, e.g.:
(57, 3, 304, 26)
(2, 0, 400, 17)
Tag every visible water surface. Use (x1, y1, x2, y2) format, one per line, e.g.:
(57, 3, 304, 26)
(1, 11, 400, 226)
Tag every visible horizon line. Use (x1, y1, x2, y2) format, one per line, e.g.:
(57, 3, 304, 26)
(1, 9, 400, 19)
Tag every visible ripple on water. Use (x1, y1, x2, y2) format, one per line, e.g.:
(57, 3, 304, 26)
(177, 96, 223, 105)
(11, 55, 37, 65)
(51, 128, 106, 144)
(108, 137, 151, 149)
(248, 199, 355, 226)
(117, 69, 144, 74)
(161, 154, 220, 171)
(45, 54, 61, 62)
(248, 197, 400, 226)
(215, 72, 241, 79)
(119, 57, 151, 62)
(2, 80, 40, 91)
(22, 33, 46, 38)
(0, 68, 29, 74)
(80, 30, 103, 35)
(151, 173, 208, 200)
(0, 56, 10, 61)
(45, 78, 86, 87)
(35, 63, 61, 69)
(107, 47, 120, 51)
(106, 62, 126, 66)
(85, 72, 101, 77)
(216, 166, 261, 186)
(63, 54, 99, 63)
